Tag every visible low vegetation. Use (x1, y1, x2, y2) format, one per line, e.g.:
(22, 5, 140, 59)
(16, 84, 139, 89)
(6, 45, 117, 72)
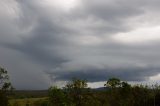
(9, 97, 48, 106)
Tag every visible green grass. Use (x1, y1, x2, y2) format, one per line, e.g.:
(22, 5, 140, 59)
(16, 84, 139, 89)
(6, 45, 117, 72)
(9, 97, 48, 106)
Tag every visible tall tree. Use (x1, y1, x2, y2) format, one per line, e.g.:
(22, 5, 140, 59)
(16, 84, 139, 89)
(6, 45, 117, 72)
(0, 67, 12, 106)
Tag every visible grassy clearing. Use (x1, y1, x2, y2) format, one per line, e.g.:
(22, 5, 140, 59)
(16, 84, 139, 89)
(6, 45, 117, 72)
(9, 97, 48, 106)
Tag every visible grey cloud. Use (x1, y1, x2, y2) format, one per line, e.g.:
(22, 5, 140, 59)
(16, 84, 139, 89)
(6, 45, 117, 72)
(81, 0, 144, 20)
(1, 0, 160, 89)
(67, 0, 146, 35)
(4, 19, 70, 66)
(44, 41, 160, 82)
(46, 66, 160, 82)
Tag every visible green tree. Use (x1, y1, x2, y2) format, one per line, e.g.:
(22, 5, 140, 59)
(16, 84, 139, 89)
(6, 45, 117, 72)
(0, 67, 12, 106)
(104, 78, 121, 88)
(65, 78, 88, 106)
(48, 86, 67, 106)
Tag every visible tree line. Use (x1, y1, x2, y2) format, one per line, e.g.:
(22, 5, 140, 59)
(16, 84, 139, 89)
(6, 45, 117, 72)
(1, 67, 160, 106)
(47, 78, 160, 106)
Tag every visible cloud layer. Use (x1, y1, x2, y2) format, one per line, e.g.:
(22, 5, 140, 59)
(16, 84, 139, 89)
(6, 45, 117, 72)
(1, 0, 160, 89)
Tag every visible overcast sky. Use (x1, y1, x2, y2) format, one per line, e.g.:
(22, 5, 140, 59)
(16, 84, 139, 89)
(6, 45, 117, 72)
(1, 0, 160, 89)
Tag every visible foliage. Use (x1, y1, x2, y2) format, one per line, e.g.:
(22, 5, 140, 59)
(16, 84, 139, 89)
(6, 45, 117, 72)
(0, 66, 12, 106)
(104, 77, 121, 88)
(48, 86, 67, 106)
(7, 77, 160, 106)
(44, 77, 160, 106)
(64, 78, 89, 106)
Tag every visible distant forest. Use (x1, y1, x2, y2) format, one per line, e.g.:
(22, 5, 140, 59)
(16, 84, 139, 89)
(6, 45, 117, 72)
(1, 67, 160, 106)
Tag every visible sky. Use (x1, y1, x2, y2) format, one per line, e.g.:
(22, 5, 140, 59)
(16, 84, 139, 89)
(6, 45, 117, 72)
(1, 0, 160, 89)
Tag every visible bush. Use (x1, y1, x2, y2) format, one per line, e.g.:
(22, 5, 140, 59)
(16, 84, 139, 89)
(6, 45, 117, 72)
(48, 86, 67, 106)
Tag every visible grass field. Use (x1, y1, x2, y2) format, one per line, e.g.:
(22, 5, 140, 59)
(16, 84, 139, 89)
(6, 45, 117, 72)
(12, 90, 48, 99)
(9, 97, 48, 106)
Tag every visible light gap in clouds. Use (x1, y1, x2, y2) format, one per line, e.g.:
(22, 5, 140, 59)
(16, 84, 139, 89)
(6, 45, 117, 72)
(150, 74, 160, 81)
(112, 26, 160, 44)
(42, 0, 80, 11)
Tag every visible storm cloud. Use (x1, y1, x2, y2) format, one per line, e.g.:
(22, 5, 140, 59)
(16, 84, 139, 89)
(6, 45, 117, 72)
(1, 0, 160, 89)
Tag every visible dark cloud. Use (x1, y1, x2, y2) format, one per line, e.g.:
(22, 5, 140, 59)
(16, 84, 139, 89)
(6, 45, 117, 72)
(47, 66, 160, 82)
(1, 0, 160, 89)
(4, 18, 70, 66)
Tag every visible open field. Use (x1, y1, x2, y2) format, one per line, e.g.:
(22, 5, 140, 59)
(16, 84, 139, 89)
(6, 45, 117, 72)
(8, 90, 48, 106)
(12, 90, 48, 99)
(9, 97, 48, 106)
